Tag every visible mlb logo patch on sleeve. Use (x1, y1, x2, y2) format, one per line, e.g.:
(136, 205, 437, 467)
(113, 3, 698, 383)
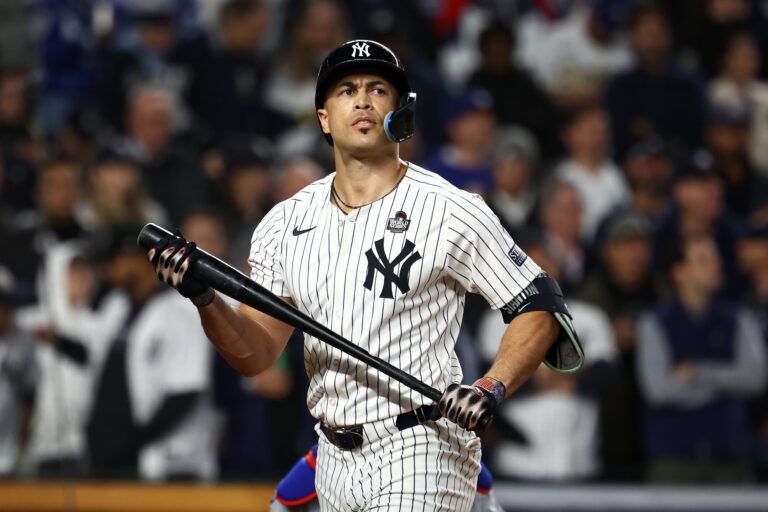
(508, 244, 528, 266)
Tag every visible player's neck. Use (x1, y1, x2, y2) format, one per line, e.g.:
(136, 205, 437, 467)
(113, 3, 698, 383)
(332, 151, 405, 211)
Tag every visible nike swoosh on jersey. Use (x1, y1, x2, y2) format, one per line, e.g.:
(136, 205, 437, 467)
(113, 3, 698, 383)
(292, 226, 316, 236)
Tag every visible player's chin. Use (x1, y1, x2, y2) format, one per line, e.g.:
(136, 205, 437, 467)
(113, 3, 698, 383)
(344, 130, 390, 151)
(355, 126, 385, 141)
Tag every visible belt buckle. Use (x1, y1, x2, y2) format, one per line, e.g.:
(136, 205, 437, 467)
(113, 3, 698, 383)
(326, 425, 364, 451)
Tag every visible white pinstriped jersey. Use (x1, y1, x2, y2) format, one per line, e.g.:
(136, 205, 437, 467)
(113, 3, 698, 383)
(248, 163, 541, 428)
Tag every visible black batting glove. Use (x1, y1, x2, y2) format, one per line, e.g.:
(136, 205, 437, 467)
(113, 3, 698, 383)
(148, 231, 213, 304)
(438, 377, 506, 431)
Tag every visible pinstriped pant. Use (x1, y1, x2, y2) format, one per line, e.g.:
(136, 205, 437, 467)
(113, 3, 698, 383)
(315, 417, 481, 511)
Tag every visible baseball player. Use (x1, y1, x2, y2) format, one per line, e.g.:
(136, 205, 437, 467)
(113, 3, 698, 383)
(148, 39, 582, 511)
(269, 445, 503, 512)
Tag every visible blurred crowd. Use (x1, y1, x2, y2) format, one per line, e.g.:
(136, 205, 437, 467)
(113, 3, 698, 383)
(0, 0, 768, 486)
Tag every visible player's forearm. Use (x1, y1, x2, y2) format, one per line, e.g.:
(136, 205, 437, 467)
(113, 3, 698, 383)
(485, 311, 560, 398)
(197, 294, 285, 376)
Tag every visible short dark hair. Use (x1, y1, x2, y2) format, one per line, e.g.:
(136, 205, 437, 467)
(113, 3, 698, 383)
(660, 238, 686, 278)
(180, 207, 228, 231)
(220, 0, 261, 23)
(478, 21, 515, 54)
(661, 234, 712, 278)
(41, 157, 80, 173)
(90, 223, 146, 262)
(626, 1, 667, 31)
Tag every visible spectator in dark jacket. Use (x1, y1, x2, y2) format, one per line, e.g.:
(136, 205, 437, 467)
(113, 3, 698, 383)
(577, 210, 662, 480)
(637, 234, 766, 483)
(467, 22, 562, 160)
(116, 85, 207, 224)
(604, 4, 705, 161)
(172, 0, 292, 142)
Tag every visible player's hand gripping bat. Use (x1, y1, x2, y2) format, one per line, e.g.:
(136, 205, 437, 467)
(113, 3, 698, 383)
(138, 223, 493, 431)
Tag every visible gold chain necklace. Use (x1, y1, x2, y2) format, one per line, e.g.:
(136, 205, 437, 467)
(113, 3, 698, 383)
(331, 162, 408, 210)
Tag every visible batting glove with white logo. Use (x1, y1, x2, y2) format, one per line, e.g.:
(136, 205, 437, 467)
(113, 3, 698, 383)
(438, 377, 506, 431)
(148, 231, 213, 306)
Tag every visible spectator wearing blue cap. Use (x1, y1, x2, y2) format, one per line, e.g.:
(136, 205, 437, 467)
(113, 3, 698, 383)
(622, 136, 676, 223)
(421, 88, 496, 195)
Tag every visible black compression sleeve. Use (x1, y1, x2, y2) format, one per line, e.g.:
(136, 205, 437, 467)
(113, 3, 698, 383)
(138, 391, 200, 447)
(54, 335, 89, 366)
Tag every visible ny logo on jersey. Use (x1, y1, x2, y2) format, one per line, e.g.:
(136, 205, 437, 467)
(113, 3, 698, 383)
(351, 42, 370, 58)
(363, 238, 421, 298)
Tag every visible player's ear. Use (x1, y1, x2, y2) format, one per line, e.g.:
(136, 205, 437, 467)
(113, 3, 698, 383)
(317, 108, 330, 135)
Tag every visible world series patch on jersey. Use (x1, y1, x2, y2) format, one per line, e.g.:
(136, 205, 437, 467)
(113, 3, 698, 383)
(248, 163, 542, 428)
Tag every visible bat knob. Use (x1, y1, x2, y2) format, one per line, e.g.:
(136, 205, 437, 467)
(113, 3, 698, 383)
(137, 223, 175, 251)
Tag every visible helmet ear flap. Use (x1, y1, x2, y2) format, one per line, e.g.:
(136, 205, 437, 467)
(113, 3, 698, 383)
(384, 92, 417, 143)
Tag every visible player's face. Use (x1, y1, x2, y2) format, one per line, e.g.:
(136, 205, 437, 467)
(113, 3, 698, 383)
(317, 72, 398, 153)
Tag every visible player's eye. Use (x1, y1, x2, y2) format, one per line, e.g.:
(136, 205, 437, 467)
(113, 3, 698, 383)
(340, 88, 354, 96)
(371, 88, 386, 95)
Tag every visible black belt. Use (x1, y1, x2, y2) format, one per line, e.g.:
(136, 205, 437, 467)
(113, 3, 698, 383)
(321, 405, 439, 451)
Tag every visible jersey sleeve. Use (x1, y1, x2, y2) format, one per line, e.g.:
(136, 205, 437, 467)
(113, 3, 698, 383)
(248, 202, 290, 298)
(444, 192, 541, 308)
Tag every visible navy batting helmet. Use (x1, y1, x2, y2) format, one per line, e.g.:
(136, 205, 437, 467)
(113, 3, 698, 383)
(315, 39, 416, 145)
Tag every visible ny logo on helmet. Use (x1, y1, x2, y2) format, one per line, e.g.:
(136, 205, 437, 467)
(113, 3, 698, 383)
(351, 42, 370, 58)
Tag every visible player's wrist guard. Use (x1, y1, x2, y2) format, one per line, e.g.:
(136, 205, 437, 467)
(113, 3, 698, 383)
(473, 377, 506, 405)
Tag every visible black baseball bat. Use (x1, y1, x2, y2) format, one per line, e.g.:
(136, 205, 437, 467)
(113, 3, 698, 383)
(137, 222, 444, 403)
